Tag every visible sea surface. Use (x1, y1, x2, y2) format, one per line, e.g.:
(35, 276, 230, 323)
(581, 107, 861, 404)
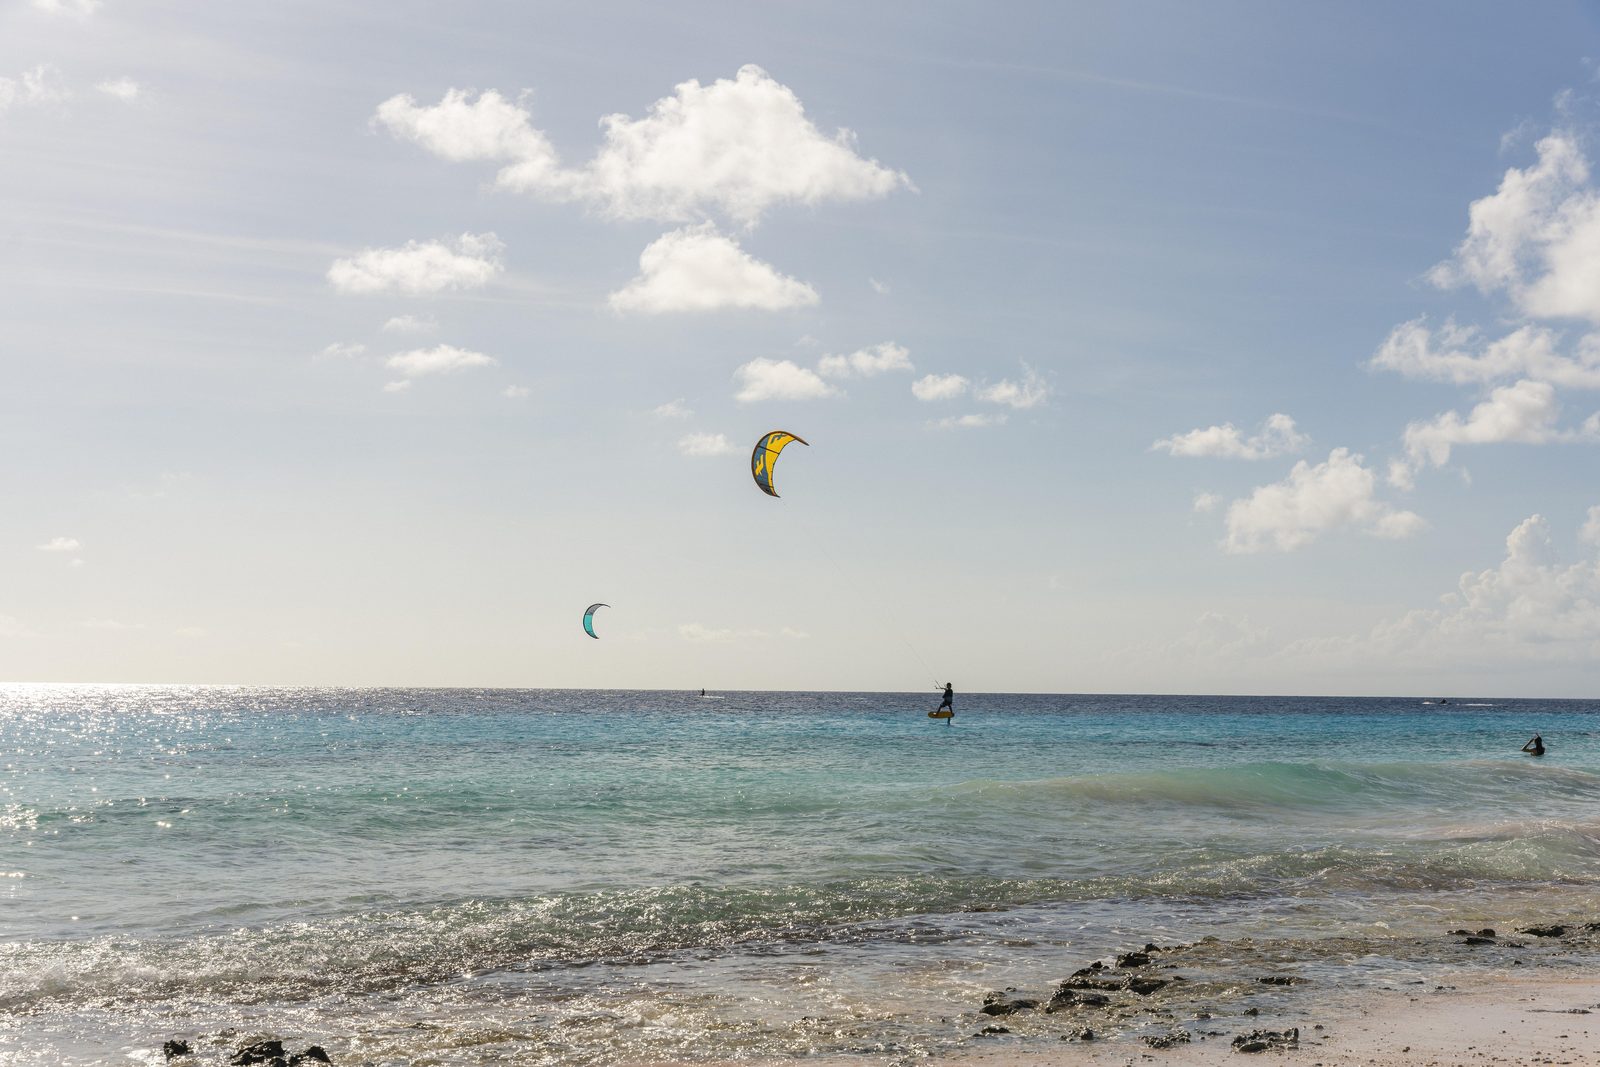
(3, 687, 1599, 1064)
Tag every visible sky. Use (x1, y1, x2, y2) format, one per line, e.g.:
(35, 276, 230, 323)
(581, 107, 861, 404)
(5, 0, 1600, 695)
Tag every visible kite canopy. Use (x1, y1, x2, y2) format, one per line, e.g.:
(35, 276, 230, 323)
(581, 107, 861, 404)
(582, 603, 608, 640)
(751, 431, 808, 497)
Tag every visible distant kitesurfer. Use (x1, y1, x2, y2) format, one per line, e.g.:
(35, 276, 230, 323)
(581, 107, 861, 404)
(938, 682, 954, 716)
(1522, 734, 1545, 757)
(700, 688, 706, 697)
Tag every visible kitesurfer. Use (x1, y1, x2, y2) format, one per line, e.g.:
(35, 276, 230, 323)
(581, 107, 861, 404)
(1522, 734, 1545, 757)
(700, 688, 706, 697)
(937, 682, 954, 716)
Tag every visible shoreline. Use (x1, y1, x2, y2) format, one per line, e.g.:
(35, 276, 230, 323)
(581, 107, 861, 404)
(932, 974, 1600, 1066)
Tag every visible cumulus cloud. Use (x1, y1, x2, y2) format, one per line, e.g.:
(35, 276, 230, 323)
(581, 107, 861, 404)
(1429, 132, 1600, 322)
(1192, 491, 1222, 513)
(381, 380, 413, 393)
(382, 314, 437, 335)
(1370, 317, 1600, 388)
(95, 78, 140, 101)
(1, 65, 68, 113)
(1223, 448, 1425, 553)
(817, 342, 911, 378)
(933, 412, 1007, 429)
(677, 432, 736, 456)
(1327, 512, 1600, 666)
(978, 365, 1049, 409)
(37, 536, 81, 552)
(609, 225, 817, 313)
(1397, 379, 1563, 480)
(327, 233, 503, 295)
(502, 385, 530, 399)
(911, 373, 969, 401)
(733, 357, 837, 403)
(1152, 413, 1309, 460)
(385, 344, 496, 378)
(378, 66, 911, 229)
(1583, 505, 1600, 547)
(319, 341, 365, 360)
(653, 399, 692, 419)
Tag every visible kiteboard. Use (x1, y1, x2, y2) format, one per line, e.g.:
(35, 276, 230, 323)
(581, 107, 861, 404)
(928, 710, 953, 719)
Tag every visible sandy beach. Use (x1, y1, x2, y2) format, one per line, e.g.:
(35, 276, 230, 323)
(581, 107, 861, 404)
(934, 976, 1600, 1066)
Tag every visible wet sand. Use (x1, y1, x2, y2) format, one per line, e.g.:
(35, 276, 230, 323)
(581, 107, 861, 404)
(940, 976, 1600, 1065)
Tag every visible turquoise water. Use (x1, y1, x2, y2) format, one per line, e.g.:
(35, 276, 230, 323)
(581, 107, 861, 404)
(3, 687, 1599, 1063)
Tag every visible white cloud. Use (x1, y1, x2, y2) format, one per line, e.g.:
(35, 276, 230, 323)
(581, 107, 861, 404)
(1192, 491, 1222, 513)
(911, 372, 969, 401)
(1399, 378, 1563, 475)
(2, 65, 68, 112)
(1326, 512, 1600, 666)
(374, 88, 570, 192)
(1429, 132, 1600, 322)
(733, 357, 837, 403)
(381, 380, 412, 393)
(978, 364, 1049, 409)
(653, 399, 692, 419)
(31, 0, 99, 17)
(1152, 413, 1309, 460)
(608, 225, 818, 313)
(1583, 505, 1600, 547)
(932, 412, 1007, 429)
(1370, 317, 1600, 388)
(679, 623, 736, 642)
(869, 278, 890, 295)
(319, 341, 365, 360)
(95, 78, 140, 102)
(375, 65, 911, 228)
(679, 622, 770, 642)
(1223, 448, 1425, 554)
(382, 314, 437, 335)
(385, 344, 496, 378)
(677, 432, 736, 457)
(327, 233, 503, 295)
(502, 385, 530, 399)
(37, 536, 80, 552)
(817, 341, 911, 379)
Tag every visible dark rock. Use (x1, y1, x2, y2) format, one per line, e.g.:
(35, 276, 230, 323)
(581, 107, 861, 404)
(1143, 1029, 1191, 1049)
(1144, 942, 1161, 952)
(976, 1025, 1009, 1036)
(1047, 989, 1111, 1011)
(1243, 1007, 1260, 1016)
(1521, 924, 1567, 937)
(1477, 928, 1496, 937)
(289, 1050, 332, 1066)
(1462, 935, 1495, 945)
(1059, 976, 1126, 992)
(1077, 1027, 1095, 1041)
(1232, 1027, 1299, 1053)
(1449, 928, 1471, 935)
(1127, 977, 1169, 995)
(233, 1042, 286, 1067)
(163, 1041, 191, 1061)
(1117, 951, 1152, 967)
(1256, 975, 1303, 985)
(979, 993, 1038, 1016)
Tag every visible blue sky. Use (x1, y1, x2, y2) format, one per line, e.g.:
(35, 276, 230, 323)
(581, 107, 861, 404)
(5, 1, 1600, 694)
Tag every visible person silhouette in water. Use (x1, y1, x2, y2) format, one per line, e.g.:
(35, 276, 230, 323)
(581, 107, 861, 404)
(937, 682, 954, 716)
(1522, 734, 1545, 756)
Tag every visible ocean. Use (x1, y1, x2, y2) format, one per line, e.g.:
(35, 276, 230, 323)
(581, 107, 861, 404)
(3, 686, 1599, 1064)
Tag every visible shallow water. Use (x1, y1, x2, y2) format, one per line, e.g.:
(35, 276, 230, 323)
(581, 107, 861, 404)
(2, 687, 1598, 1063)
